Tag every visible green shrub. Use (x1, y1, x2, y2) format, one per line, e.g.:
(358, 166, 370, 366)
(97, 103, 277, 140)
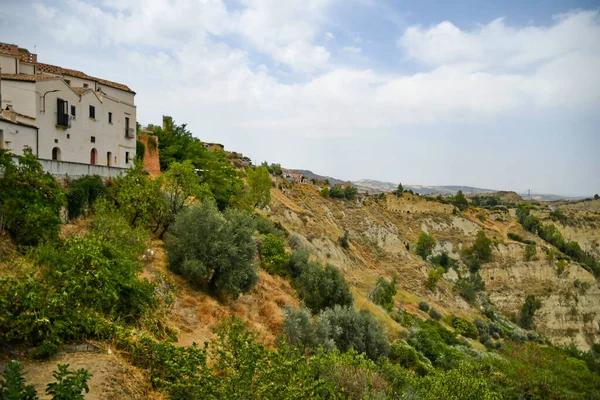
(294, 262, 353, 314)
(338, 231, 350, 249)
(428, 308, 442, 321)
(409, 320, 462, 370)
(254, 214, 285, 238)
(418, 302, 430, 312)
(507, 232, 536, 245)
(462, 231, 493, 272)
(426, 266, 445, 291)
(45, 364, 92, 400)
(135, 139, 145, 161)
(389, 340, 433, 376)
(452, 317, 478, 339)
(67, 175, 106, 219)
(320, 186, 330, 198)
(453, 272, 485, 303)
(430, 252, 457, 271)
(524, 244, 537, 261)
(371, 274, 398, 311)
(0, 148, 66, 246)
(520, 295, 542, 330)
(286, 248, 309, 279)
(0, 360, 37, 399)
(166, 201, 258, 299)
(260, 233, 289, 275)
(416, 231, 436, 260)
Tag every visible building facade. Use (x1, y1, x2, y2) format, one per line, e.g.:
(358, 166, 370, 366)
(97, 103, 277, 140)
(0, 42, 136, 168)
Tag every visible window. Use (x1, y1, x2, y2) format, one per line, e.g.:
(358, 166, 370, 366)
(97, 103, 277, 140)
(89, 105, 95, 119)
(71, 105, 76, 118)
(108, 112, 113, 124)
(125, 116, 133, 138)
(0, 130, 4, 149)
(91, 136, 96, 143)
(56, 98, 69, 127)
(65, 79, 71, 85)
(52, 147, 61, 161)
(83, 83, 89, 88)
(126, 151, 130, 164)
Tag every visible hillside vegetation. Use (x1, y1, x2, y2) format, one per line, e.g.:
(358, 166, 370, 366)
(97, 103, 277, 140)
(1, 122, 600, 399)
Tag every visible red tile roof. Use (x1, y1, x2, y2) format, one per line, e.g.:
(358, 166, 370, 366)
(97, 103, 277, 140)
(0, 73, 60, 82)
(37, 63, 134, 93)
(71, 86, 93, 95)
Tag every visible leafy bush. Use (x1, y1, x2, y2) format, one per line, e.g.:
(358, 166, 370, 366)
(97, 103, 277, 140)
(0, 148, 66, 246)
(0, 360, 37, 399)
(507, 232, 536, 245)
(294, 262, 353, 314)
(409, 320, 462, 370)
(338, 231, 350, 249)
(426, 266, 445, 291)
(286, 248, 309, 279)
(371, 274, 398, 311)
(166, 201, 258, 299)
(254, 214, 285, 238)
(428, 308, 442, 321)
(520, 295, 542, 330)
(389, 340, 433, 376)
(524, 243, 537, 261)
(260, 233, 289, 275)
(67, 175, 106, 219)
(416, 231, 436, 260)
(453, 273, 485, 303)
(418, 302, 430, 312)
(46, 364, 92, 400)
(430, 252, 457, 271)
(320, 186, 330, 198)
(452, 317, 478, 339)
(462, 231, 493, 272)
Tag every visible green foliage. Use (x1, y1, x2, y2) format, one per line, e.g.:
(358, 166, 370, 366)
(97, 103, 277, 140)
(320, 186, 330, 198)
(0, 148, 66, 246)
(338, 231, 350, 249)
(390, 308, 417, 328)
(394, 183, 404, 196)
(166, 202, 258, 299)
(454, 272, 485, 303)
(471, 195, 501, 208)
(408, 320, 462, 370)
(0, 360, 37, 400)
(428, 308, 442, 321)
(524, 243, 537, 261)
(253, 214, 285, 238)
(344, 185, 358, 200)
(260, 233, 289, 275)
(0, 212, 155, 358)
(371, 274, 398, 311)
(283, 305, 390, 361)
(329, 184, 345, 198)
(463, 230, 493, 272)
(153, 160, 211, 238)
(147, 118, 243, 209)
(430, 252, 458, 271)
(416, 231, 436, 260)
(520, 295, 542, 330)
(327, 184, 357, 200)
(452, 317, 479, 339)
(294, 262, 353, 314)
(426, 266, 445, 291)
(452, 190, 469, 209)
(66, 175, 106, 219)
(261, 162, 282, 176)
(45, 364, 91, 400)
(135, 139, 145, 161)
(389, 340, 433, 376)
(236, 166, 272, 210)
(286, 248, 309, 279)
(507, 232, 536, 245)
(418, 302, 430, 312)
(107, 161, 163, 226)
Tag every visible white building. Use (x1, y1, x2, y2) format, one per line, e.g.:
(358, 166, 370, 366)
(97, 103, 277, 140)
(0, 42, 136, 168)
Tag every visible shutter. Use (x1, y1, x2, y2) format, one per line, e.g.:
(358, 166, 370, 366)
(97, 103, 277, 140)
(57, 98, 63, 126)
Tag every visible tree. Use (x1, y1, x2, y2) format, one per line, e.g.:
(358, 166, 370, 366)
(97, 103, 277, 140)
(426, 267, 445, 291)
(260, 233, 289, 275)
(395, 183, 404, 197)
(595, 194, 599, 200)
(371, 274, 398, 311)
(320, 186, 330, 198)
(524, 244, 537, 261)
(153, 160, 211, 238)
(416, 231, 436, 260)
(0, 360, 37, 400)
(520, 295, 542, 330)
(463, 230, 493, 272)
(0, 148, 65, 246)
(166, 202, 258, 299)
(344, 186, 358, 200)
(453, 190, 468, 209)
(107, 160, 164, 226)
(238, 166, 272, 210)
(295, 262, 353, 314)
(329, 185, 345, 198)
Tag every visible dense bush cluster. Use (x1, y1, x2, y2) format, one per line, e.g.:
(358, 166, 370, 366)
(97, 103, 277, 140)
(323, 184, 358, 200)
(462, 230, 493, 272)
(517, 205, 600, 277)
(371, 274, 398, 311)
(66, 175, 106, 219)
(416, 231, 436, 260)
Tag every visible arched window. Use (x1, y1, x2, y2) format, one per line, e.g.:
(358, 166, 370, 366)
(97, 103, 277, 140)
(106, 151, 112, 167)
(90, 148, 97, 165)
(52, 147, 61, 161)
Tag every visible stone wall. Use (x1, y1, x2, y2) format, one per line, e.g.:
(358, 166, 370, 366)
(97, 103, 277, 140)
(138, 134, 161, 176)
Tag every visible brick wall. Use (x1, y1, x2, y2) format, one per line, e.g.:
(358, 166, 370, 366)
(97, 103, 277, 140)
(138, 134, 161, 176)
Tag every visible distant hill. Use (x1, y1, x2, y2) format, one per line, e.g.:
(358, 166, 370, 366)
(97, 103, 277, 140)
(291, 169, 351, 186)
(352, 179, 494, 196)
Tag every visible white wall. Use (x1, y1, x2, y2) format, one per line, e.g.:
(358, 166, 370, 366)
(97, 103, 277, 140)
(0, 79, 38, 117)
(0, 119, 37, 156)
(0, 54, 18, 74)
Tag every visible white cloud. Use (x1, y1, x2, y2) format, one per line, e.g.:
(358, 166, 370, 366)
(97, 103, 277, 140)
(325, 32, 336, 40)
(340, 46, 362, 55)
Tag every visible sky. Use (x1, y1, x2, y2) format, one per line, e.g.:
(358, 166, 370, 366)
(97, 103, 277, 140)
(1, 0, 599, 196)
